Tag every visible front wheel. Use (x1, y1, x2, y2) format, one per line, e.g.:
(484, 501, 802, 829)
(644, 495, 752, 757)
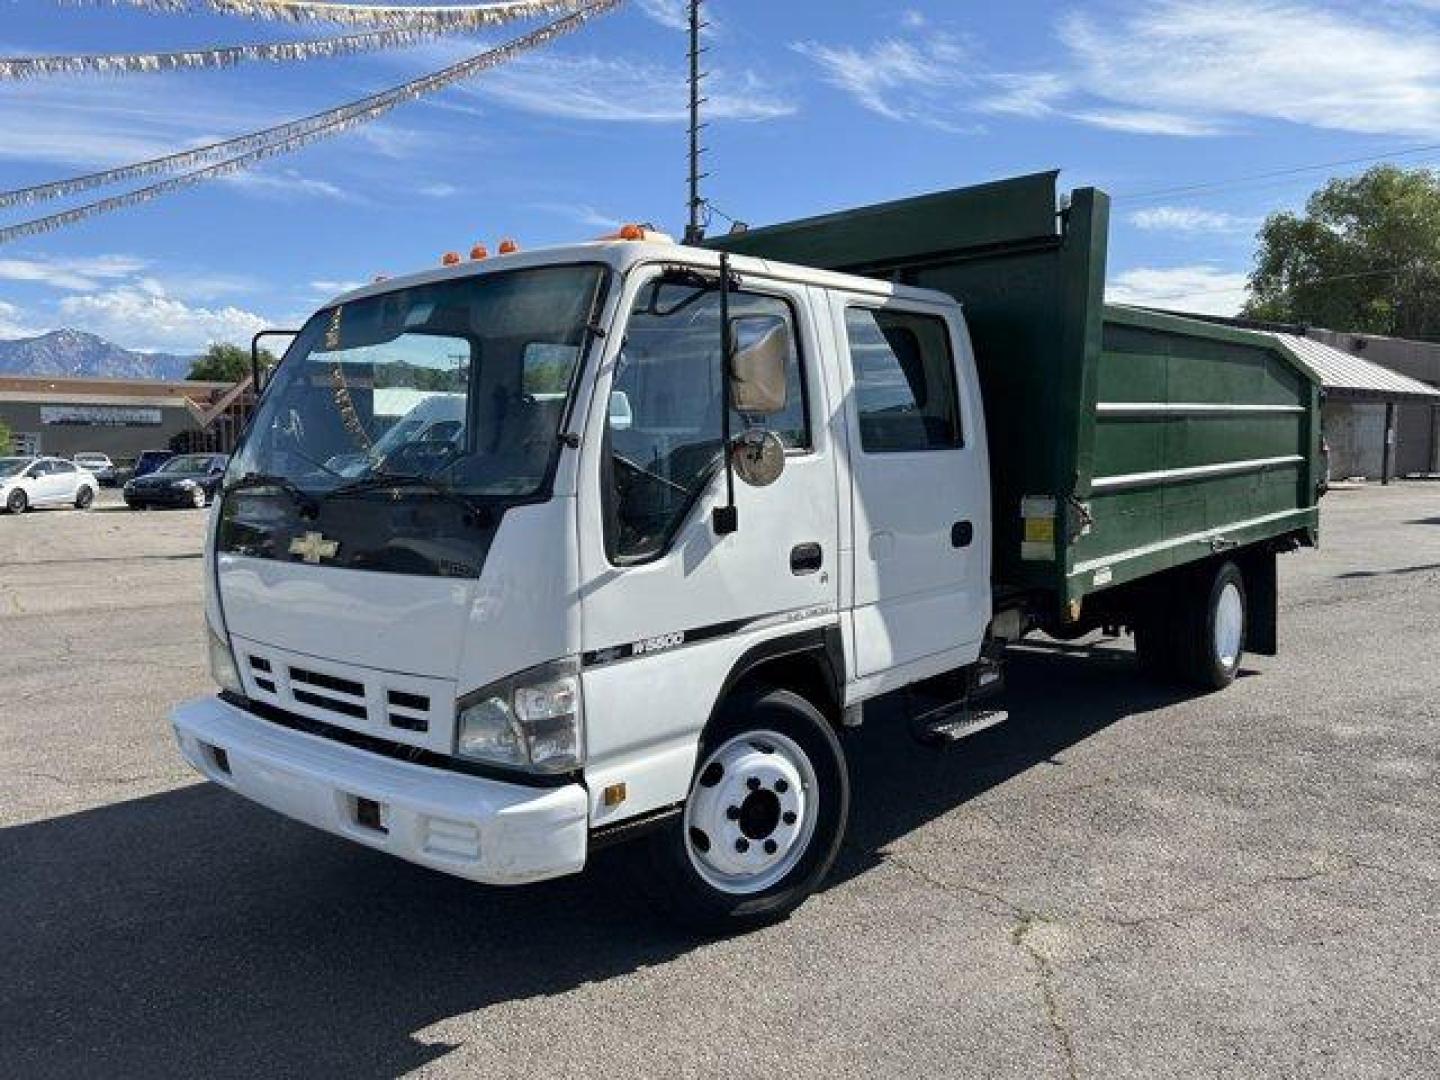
(6, 489, 27, 514)
(642, 688, 849, 932)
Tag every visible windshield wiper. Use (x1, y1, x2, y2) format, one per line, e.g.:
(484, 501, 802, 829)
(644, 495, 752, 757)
(223, 472, 319, 517)
(321, 472, 491, 523)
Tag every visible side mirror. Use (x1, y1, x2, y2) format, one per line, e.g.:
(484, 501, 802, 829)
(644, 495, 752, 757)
(728, 314, 790, 415)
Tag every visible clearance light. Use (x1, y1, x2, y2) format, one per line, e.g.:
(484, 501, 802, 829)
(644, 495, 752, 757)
(441, 251, 462, 266)
(470, 244, 489, 261)
(598, 223, 675, 243)
(498, 238, 520, 255)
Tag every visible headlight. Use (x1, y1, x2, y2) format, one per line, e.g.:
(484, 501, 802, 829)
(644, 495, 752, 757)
(207, 625, 244, 696)
(177, 479, 198, 489)
(456, 659, 583, 773)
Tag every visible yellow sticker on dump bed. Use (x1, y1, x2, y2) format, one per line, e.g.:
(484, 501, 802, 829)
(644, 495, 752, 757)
(1024, 517, 1055, 544)
(1020, 495, 1057, 561)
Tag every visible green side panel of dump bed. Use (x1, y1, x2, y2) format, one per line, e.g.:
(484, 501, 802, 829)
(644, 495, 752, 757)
(711, 173, 1321, 613)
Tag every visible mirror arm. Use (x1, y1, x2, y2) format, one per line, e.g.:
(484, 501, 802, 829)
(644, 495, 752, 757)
(712, 252, 739, 536)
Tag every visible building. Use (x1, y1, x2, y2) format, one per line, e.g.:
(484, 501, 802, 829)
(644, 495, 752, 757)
(1299, 330, 1440, 478)
(1271, 334, 1440, 481)
(0, 374, 254, 462)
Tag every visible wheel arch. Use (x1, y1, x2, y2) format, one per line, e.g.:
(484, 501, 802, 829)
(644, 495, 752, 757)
(708, 626, 846, 733)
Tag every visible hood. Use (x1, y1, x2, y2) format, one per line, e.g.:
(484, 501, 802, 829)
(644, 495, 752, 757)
(132, 471, 203, 486)
(215, 497, 579, 690)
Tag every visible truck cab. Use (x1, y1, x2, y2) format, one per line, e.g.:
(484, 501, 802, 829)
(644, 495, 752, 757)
(174, 236, 991, 925)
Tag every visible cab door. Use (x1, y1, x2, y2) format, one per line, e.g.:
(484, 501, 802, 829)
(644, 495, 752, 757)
(46, 459, 80, 502)
(576, 268, 841, 822)
(832, 296, 990, 685)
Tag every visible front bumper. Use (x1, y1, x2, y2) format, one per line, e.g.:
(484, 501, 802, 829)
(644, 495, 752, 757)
(171, 695, 590, 885)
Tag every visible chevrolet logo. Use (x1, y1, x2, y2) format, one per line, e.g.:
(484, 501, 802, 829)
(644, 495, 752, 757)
(288, 531, 339, 564)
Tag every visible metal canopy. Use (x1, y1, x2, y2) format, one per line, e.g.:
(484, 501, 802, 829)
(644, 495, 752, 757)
(1271, 333, 1440, 401)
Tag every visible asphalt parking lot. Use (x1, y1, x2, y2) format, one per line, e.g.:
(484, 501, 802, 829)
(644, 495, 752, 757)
(2, 483, 1437, 1079)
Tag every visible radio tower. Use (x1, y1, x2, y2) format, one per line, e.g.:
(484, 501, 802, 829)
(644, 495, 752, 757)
(684, 0, 709, 245)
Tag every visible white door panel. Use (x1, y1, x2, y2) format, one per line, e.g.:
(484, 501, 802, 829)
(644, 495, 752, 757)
(576, 270, 841, 819)
(832, 295, 991, 681)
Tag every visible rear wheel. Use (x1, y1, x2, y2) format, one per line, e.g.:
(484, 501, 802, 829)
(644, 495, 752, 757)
(642, 688, 849, 931)
(1135, 560, 1247, 691)
(75, 486, 94, 510)
(6, 489, 27, 514)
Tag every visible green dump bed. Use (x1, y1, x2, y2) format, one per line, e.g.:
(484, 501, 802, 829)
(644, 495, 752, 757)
(713, 172, 1322, 613)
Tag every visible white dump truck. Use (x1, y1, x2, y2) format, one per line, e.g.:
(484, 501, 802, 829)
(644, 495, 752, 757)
(173, 175, 1321, 927)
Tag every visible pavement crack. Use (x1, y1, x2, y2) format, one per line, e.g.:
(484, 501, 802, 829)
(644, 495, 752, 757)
(867, 845, 1081, 1080)
(1013, 913, 1081, 1080)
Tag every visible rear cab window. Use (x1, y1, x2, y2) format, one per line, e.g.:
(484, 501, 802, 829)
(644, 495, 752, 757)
(844, 306, 963, 453)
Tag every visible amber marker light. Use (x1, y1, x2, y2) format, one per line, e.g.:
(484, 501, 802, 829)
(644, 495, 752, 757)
(470, 244, 489, 260)
(441, 251, 462, 266)
(498, 238, 520, 255)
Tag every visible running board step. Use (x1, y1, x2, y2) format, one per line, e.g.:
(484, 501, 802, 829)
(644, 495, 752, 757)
(910, 704, 1010, 746)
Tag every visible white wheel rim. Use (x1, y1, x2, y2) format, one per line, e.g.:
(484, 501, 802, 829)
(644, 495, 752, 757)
(1214, 581, 1244, 668)
(683, 729, 819, 896)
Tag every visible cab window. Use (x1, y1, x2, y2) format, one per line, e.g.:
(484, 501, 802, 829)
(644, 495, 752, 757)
(845, 307, 962, 453)
(606, 279, 808, 562)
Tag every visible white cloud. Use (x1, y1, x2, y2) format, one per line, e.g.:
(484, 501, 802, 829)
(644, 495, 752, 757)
(0, 300, 41, 340)
(221, 169, 361, 204)
(901, 10, 928, 30)
(469, 54, 795, 122)
(792, 34, 970, 129)
(56, 283, 270, 353)
(530, 202, 625, 231)
(978, 73, 1071, 119)
(309, 280, 367, 297)
(1108, 266, 1251, 317)
(1069, 108, 1223, 138)
(1129, 206, 1259, 235)
(635, 0, 688, 31)
(417, 182, 460, 198)
(1061, 1, 1440, 138)
(0, 254, 148, 292)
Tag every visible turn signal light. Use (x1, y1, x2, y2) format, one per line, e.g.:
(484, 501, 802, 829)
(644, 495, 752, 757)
(599, 224, 675, 243)
(498, 238, 520, 255)
(470, 244, 489, 261)
(441, 251, 462, 266)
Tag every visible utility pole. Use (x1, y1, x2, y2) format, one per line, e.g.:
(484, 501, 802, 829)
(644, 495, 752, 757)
(684, 0, 708, 245)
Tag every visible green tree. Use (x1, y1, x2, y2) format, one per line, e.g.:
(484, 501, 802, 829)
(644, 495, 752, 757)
(188, 343, 275, 383)
(1245, 166, 1440, 337)
(0, 416, 12, 454)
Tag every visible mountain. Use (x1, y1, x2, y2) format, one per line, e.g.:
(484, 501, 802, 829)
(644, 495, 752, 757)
(0, 329, 195, 381)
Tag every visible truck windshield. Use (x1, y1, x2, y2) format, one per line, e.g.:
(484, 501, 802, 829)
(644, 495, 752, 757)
(228, 263, 606, 504)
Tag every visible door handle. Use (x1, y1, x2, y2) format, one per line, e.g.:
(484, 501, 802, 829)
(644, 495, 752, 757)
(951, 521, 974, 548)
(790, 543, 823, 575)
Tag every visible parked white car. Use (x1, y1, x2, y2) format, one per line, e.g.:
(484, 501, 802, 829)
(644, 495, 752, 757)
(0, 456, 99, 513)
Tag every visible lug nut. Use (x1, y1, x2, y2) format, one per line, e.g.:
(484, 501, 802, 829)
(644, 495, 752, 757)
(726, 806, 740, 821)
(747, 777, 761, 791)
(735, 838, 749, 853)
(774, 779, 789, 794)
(783, 811, 797, 826)
(763, 839, 778, 855)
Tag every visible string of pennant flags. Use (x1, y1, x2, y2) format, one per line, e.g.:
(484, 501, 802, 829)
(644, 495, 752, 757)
(0, 0, 626, 244)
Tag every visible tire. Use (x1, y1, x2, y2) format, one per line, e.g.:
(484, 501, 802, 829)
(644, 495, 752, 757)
(642, 688, 850, 932)
(1135, 561, 1246, 691)
(6, 488, 27, 514)
(75, 486, 94, 510)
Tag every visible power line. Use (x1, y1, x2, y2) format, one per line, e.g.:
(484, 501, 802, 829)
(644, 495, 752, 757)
(1115, 143, 1440, 204)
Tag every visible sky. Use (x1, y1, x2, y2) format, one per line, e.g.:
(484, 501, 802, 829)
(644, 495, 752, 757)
(1, 0, 1439, 353)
